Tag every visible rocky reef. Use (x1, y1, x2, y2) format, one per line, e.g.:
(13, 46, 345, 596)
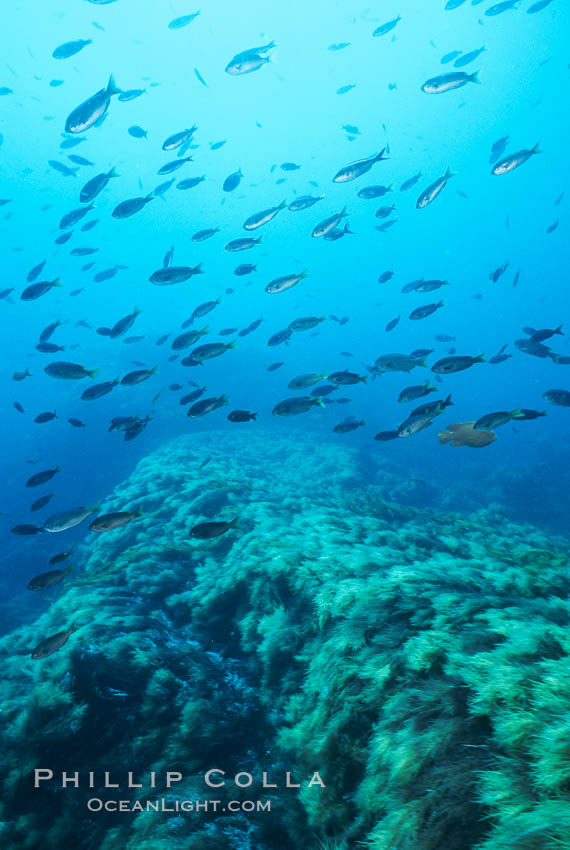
(1, 432, 569, 850)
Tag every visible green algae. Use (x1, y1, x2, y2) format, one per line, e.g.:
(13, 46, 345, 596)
(1, 432, 569, 850)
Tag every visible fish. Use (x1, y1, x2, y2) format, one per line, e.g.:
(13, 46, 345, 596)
(438, 422, 497, 447)
(485, 1, 521, 16)
(228, 410, 257, 422)
(60, 204, 94, 230)
(411, 395, 453, 418)
(421, 71, 479, 94)
(65, 74, 120, 134)
(397, 413, 435, 438)
(431, 354, 485, 373)
(49, 160, 78, 177)
(39, 320, 62, 342)
(385, 315, 400, 332)
(543, 389, 570, 407)
(358, 185, 392, 199)
(184, 301, 219, 324)
(157, 156, 193, 175)
(288, 372, 327, 390)
(52, 39, 92, 59)
(516, 409, 546, 420)
(454, 47, 486, 68)
(192, 227, 220, 242)
(268, 329, 293, 347)
(28, 564, 73, 590)
(118, 88, 146, 102)
(416, 169, 455, 208)
(376, 204, 396, 219)
(112, 195, 154, 219)
(194, 68, 208, 87)
(45, 361, 97, 380)
(265, 271, 308, 294)
(44, 505, 99, 532)
(191, 342, 236, 363)
(336, 84, 355, 95)
(13, 370, 32, 382)
(289, 316, 326, 332)
(171, 328, 209, 351)
(375, 353, 427, 373)
(374, 430, 399, 441)
(372, 16, 401, 37)
(128, 125, 148, 139)
(515, 338, 552, 358)
(491, 143, 541, 175)
(244, 201, 286, 231)
(68, 418, 86, 428)
(89, 510, 141, 532)
(49, 549, 74, 565)
(333, 418, 365, 434)
(327, 371, 367, 386)
(223, 169, 243, 192)
(162, 127, 197, 151)
(333, 149, 388, 183)
(26, 467, 61, 488)
(409, 301, 444, 320)
(80, 167, 118, 202)
(27, 260, 46, 282)
(31, 624, 78, 659)
(225, 41, 275, 75)
(225, 237, 262, 252)
(149, 264, 203, 285)
(529, 325, 563, 343)
(272, 396, 325, 416)
(121, 367, 157, 386)
(21, 279, 62, 301)
(398, 382, 437, 403)
(177, 176, 205, 190)
(378, 270, 394, 283)
(180, 387, 206, 405)
(187, 394, 229, 417)
(312, 207, 348, 238)
(168, 12, 200, 29)
(441, 51, 462, 64)
(474, 410, 523, 430)
(288, 195, 324, 211)
(267, 362, 284, 372)
(190, 518, 240, 539)
(414, 279, 449, 292)
(527, 0, 554, 11)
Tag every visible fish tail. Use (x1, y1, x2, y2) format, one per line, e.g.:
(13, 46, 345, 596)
(444, 167, 457, 179)
(340, 206, 348, 218)
(445, 394, 453, 406)
(151, 365, 159, 375)
(531, 142, 542, 154)
(107, 166, 119, 179)
(555, 324, 564, 335)
(251, 412, 258, 421)
(417, 357, 428, 368)
(376, 147, 388, 162)
(228, 341, 238, 349)
(469, 70, 481, 84)
(278, 200, 287, 210)
(193, 263, 204, 274)
(360, 375, 368, 384)
(107, 74, 121, 96)
(63, 565, 74, 576)
(200, 325, 209, 334)
(511, 408, 523, 419)
(300, 270, 310, 279)
(220, 394, 229, 405)
(474, 353, 486, 363)
(52, 277, 63, 287)
(87, 368, 98, 381)
(228, 516, 241, 529)
(438, 430, 453, 445)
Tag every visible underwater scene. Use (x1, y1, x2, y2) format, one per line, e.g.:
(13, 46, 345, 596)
(1, 0, 569, 848)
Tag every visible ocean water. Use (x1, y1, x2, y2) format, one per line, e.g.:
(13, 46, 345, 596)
(1, 1, 569, 849)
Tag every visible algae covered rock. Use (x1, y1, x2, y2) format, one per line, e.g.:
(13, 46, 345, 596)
(1, 432, 569, 850)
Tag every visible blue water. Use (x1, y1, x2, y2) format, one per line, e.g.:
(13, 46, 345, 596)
(1, 0, 568, 611)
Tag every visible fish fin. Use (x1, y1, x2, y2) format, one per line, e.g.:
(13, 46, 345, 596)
(107, 74, 121, 96)
(469, 70, 481, 84)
